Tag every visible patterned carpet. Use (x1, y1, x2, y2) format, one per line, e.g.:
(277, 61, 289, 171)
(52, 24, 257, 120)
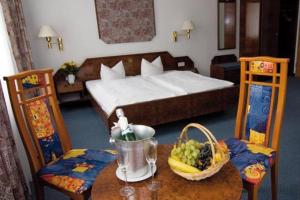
(41, 77, 300, 200)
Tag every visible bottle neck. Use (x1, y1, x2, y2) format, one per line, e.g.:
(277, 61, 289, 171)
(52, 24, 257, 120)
(116, 108, 125, 118)
(118, 116, 129, 131)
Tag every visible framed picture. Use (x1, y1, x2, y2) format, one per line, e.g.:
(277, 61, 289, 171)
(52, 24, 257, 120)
(94, 0, 156, 44)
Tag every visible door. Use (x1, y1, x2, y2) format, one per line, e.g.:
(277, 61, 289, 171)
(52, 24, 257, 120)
(240, 0, 261, 56)
(240, 0, 280, 57)
(278, 0, 299, 75)
(296, 28, 300, 77)
(259, 0, 280, 56)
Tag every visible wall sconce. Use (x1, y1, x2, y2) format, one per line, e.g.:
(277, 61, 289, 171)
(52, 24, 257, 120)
(38, 25, 64, 51)
(172, 20, 195, 42)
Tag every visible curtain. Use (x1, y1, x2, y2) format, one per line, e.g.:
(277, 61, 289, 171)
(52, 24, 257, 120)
(0, 0, 33, 71)
(0, 81, 28, 200)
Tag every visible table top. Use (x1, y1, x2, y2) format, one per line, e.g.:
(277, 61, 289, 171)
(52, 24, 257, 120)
(92, 144, 242, 200)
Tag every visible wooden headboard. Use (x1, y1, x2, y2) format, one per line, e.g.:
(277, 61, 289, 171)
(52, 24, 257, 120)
(77, 51, 194, 81)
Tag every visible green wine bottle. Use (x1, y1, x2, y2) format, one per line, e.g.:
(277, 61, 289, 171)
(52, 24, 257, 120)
(116, 108, 136, 141)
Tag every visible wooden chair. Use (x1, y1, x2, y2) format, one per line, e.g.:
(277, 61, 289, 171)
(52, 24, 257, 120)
(4, 69, 115, 200)
(225, 57, 289, 200)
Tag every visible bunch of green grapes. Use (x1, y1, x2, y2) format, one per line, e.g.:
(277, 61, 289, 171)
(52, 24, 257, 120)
(171, 139, 202, 167)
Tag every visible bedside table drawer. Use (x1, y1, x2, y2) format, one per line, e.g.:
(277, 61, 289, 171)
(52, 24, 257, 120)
(57, 81, 83, 93)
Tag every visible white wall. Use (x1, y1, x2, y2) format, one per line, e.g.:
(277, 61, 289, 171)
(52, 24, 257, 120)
(22, 0, 239, 75)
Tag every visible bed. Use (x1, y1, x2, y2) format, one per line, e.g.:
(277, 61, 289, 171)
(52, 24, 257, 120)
(77, 51, 238, 128)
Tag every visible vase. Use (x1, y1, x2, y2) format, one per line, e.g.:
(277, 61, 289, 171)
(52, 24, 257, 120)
(67, 74, 75, 84)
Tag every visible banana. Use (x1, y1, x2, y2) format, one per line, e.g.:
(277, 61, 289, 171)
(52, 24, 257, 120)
(170, 149, 181, 162)
(214, 152, 224, 164)
(168, 157, 201, 173)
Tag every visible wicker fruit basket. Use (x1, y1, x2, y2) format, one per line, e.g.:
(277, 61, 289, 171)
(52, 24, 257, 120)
(168, 123, 229, 181)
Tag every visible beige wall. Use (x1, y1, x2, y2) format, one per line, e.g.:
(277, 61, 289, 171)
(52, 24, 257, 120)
(22, 0, 239, 75)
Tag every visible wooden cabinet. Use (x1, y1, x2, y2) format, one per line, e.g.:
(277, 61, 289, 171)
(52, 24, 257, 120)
(54, 70, 89, 104)
(240, 0, 280, 57)
(211, 64, 240, 84)
(55, 80, 86, 103)
(210, 54, 240, 84)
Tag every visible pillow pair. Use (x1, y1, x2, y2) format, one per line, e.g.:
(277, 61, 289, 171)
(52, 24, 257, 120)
(100, 56, 164, 81)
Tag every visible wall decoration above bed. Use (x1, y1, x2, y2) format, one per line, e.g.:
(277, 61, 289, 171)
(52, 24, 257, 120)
(94, 0, 156, 44)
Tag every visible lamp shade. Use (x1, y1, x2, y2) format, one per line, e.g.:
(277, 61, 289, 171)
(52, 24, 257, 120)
(181, 20, 194, 30)
(38, 25, 58, 38)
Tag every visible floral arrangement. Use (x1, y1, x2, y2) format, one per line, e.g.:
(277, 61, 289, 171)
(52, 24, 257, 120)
(60, 61, 79, 75)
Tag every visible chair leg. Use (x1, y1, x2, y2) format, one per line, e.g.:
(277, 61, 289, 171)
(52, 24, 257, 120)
(34, 179, 45, 200)
(247, 183, 258, 200)
(271, 161, 278, 200)
(70, 191, 90, 200)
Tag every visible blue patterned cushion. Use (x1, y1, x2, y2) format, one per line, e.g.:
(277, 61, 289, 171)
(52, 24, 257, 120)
(38, 132, 63, 163)
(246, 84, 272, 145)
(225, 138, 275, 185)
(38, 149, 116, 194)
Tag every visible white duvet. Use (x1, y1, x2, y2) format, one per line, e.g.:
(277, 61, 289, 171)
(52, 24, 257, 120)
(146, 70, 233, 94)
(86, 75, 179, 115)
(86, 71, 233, 115)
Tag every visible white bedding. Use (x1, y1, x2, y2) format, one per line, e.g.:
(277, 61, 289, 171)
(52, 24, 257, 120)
(146, 70, 233, 94)
(86, 71, 234, 115)
(86, 75, 179, 115)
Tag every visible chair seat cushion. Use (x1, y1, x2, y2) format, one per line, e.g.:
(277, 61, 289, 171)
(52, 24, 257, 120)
(225, 138, 276, 185)
(38, 149, 116, 194)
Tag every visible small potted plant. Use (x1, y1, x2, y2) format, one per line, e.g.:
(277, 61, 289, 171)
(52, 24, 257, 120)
(60, 61, 79, 84)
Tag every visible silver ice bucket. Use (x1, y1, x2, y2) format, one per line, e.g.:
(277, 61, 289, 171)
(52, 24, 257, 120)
(110, 125, 155, 179)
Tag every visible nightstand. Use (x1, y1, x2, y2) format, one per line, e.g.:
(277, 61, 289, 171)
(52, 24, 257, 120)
(55, 80, 85, 103)
(210, 54, 240, 84)
(211, 64, 240, 84)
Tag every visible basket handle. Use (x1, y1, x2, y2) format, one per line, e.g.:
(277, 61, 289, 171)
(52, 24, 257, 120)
(179, 123, 219, 165)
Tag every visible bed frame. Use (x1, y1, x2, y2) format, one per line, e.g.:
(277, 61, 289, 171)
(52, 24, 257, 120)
(77, 51, 238, 128)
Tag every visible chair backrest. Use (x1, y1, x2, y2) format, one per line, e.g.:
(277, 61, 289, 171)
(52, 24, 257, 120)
(4, 69, 72, 174)
(235, 57, 289, 151)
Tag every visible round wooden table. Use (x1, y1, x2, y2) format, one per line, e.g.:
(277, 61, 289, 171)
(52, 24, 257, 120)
(92, 145, 242, 200)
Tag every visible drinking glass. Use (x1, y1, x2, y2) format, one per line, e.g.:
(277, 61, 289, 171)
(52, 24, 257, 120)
(145, 138, 160, 191)
(116, 147, 135, 197)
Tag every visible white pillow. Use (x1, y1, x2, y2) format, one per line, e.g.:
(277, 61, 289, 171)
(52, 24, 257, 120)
(151, 56, 163, 71)
(141, 57, 164, 77)
(100, 61, 125, 81)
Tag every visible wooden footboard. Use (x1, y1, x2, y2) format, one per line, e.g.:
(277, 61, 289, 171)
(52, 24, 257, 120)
(91, 86, 239, 129)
